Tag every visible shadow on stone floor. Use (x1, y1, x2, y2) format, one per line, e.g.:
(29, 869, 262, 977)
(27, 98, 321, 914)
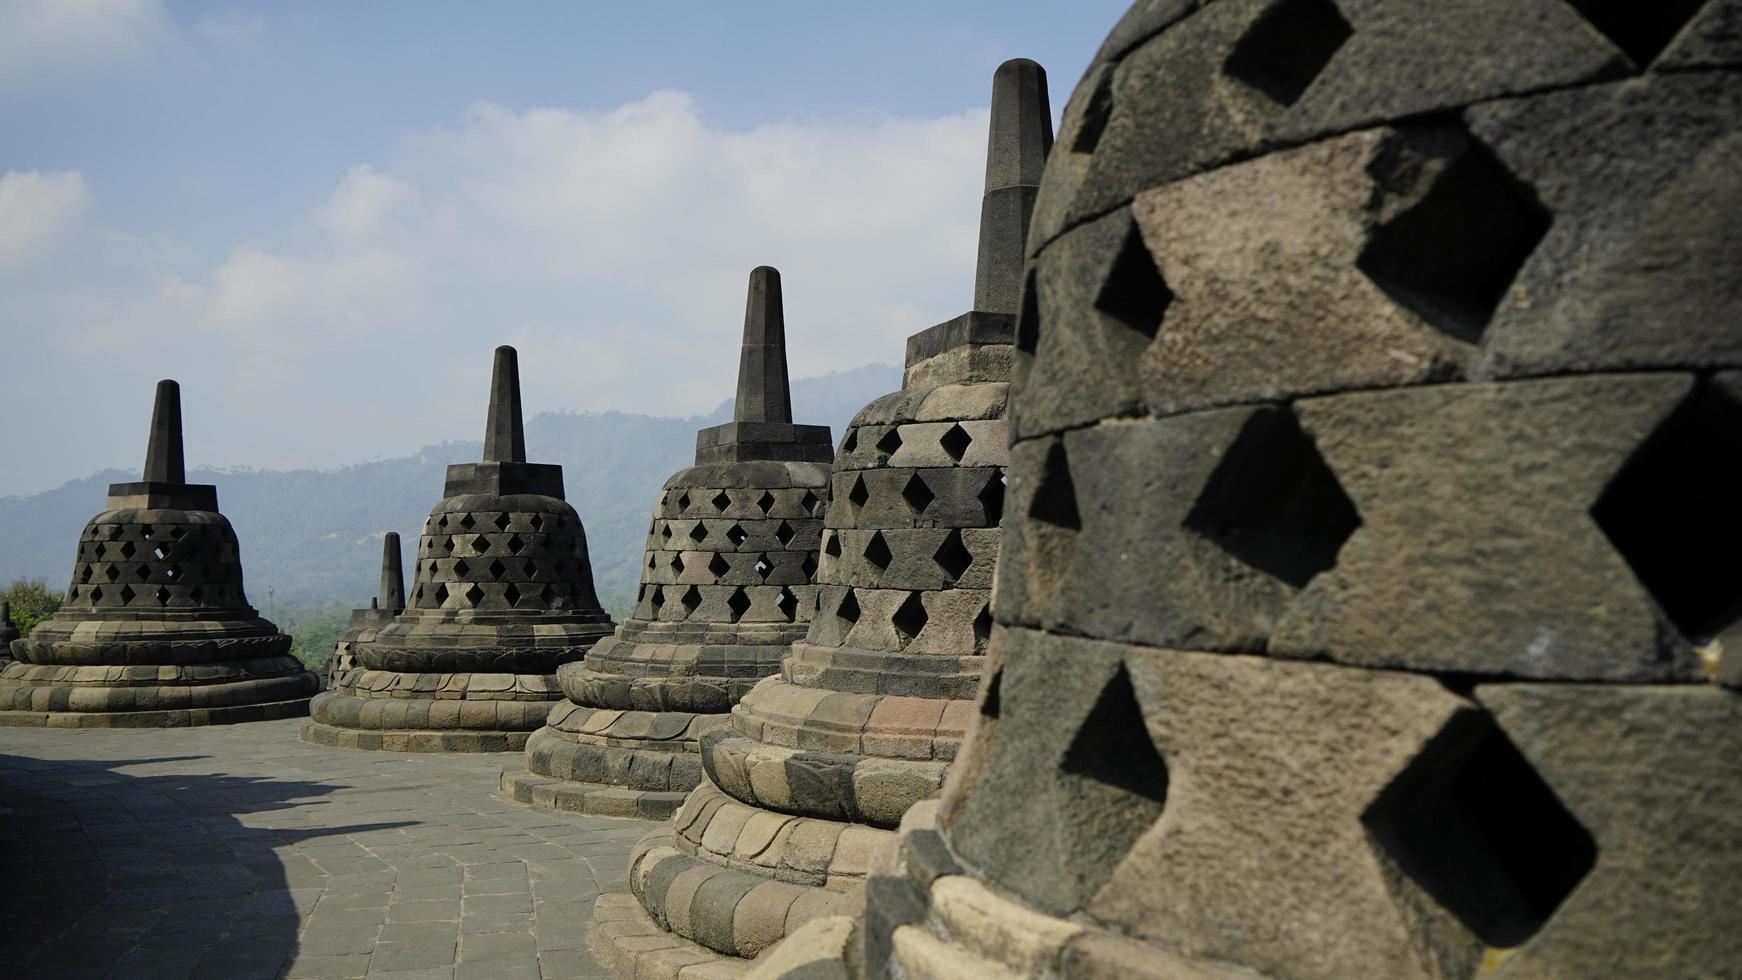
(0, 753, 416, 980)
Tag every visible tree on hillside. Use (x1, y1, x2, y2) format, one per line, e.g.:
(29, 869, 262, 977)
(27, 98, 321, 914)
(3, 579, 63, 634)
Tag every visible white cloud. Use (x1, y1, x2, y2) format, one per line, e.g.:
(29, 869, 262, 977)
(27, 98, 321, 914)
(191, 7, 266, 47)
(0, 0, 171, 88)
(0, 170, 90, 263)
(13, 88, 990, 483)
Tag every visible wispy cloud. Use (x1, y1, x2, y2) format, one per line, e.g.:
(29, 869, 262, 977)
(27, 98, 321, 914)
(0, 0, 171, 89)
(0, 170, 90, 264)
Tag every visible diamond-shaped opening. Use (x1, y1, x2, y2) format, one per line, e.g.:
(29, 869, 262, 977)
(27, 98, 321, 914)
(802, 555, 817, 581)
(689, 522, 709, 544)
(677, 492, 691, 511)
(901, 474, 936, 513)
(709, 553, 731, 579)
(974, 604, 994, 646)
(453, 559, 470, 577)
(433, 583, 449, 605)
(1072, 70, 1114, 154)
(1097, 220, 1173, 339)
(523, 560, 538, 577)
(153, 543, 172, 561)
(493, 512, 511, 531)
(837, 589, 861, 626)
(93, 543, 106, 560)
(755, 555, 772, 580)
(1223, 0, 1352, 108)
(660, 524, 673, 542)
(80, 565, 93, 584)
(891, 591, 928, 642)
(140, 524, 154, 540)
(1593, 380, 1742, 646)
(777, 587, 798, 621)
(876, 428, 903, 456)
(120, 541, 136, 559)
(726, 524, 748, 546)
(824, 532, 842, 558)
(649, 585, 665, 611)
(940, 424, 972, 463)
(934, 529, 974, 582)
(88, 585, 102, 603)
(801, 490, 821, 515)
(1056, 664, 1170, 907)
(504, 583, 521, 607)
(134, 564, 150, 582)
(104, 564, 120, 583)
(847, 476, 870, 509)
(712, 491, 732, 512)
(473, 534, 490, 553)
(864, 531, 893, 570)
(459, 513, 476, 530)
(443, 536, 456, 553)
(680, 585, 702, 614)
(727, 587, 752, 623)
(671, 554, 686, 574)
(530, 514, 544, 532)
(980, 472, 1006, 524)
(757, 491, 777, 514)
(487, 559, 506, 580)
(540, 583, 558, 606)
(1183, 407, 1359, 589)
(427, 561, 439, 576)
(119, 585, 136, 605)
(189, 586, 204, 604)
(1357, 127, 1550, 345)
(1565, 0, 1705, 67)
(165, 565, 183, 583)
(1363, 711, 1595, 948)
(648, 554, 657, 570)
(154, 586, 171, 607)
(506, 534, 525, 554)
(1028, 442, 1082, 530)
(169, 526, 185, 540)
(439, 515, 450, 529)
(464, 583, 485, 607)
(841, 430, 859, 453)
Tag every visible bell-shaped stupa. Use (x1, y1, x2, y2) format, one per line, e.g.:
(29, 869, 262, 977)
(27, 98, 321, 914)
(321, 531, 406, 686)
(0, 381, 316, 726)
(590, 59, 1050, 976)
(822, 3, 1742, 978)
(503, 266, 834, 818)
(303, 346, 615, 751)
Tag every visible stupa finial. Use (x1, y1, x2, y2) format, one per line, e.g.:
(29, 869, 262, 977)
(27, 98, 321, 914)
(142, 379, 186, 484)
(735, 266, 793, 424)
(974, 58, 1053, 315)
(483, 346, 526, 464)
(378, 532, 405, 612)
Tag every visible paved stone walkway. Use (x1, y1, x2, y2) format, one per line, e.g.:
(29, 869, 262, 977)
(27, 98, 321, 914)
(0, 718, 653, 979)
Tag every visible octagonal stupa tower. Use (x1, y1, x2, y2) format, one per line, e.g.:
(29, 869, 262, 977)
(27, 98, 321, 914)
(322, 531, 406, 687)
(502, 266, 834, 819)
(589, 58, 1051, 977)
(302, 346, 615, 751)
(0, 381, 317, 726)
(812, 2, 1742, 978)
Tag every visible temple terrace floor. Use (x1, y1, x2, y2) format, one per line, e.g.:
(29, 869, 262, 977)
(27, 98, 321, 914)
(0, 718, 651, 979)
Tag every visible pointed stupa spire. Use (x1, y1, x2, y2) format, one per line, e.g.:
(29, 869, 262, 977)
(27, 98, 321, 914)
(734, 266, 793, 424)
(974, 58, 1054, 314)
(483, 346, 526, 464)
(142, 379, 186, 484)
(377, 532, 405, 612)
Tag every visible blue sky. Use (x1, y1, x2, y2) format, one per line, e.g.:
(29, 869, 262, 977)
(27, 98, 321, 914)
(0, 0, 1127, 496)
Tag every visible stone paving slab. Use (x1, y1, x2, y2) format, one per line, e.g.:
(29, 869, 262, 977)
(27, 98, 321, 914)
(0, 718, 653, 979)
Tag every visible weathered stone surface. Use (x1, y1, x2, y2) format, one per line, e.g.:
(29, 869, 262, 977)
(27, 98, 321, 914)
(1274, 374, 1704, 680)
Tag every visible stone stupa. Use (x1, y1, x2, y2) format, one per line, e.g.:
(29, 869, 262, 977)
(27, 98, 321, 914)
(503, 265, 834, 819)
(321, 531, 406, 687)
(590, 58, 1051, 977)
(0, 380, 316, 727)
(302, 346, 615, 752)
(806, 2, 1742, 978)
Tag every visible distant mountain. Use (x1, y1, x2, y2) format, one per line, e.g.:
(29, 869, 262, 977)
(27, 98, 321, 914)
(0, 363, 901, 614)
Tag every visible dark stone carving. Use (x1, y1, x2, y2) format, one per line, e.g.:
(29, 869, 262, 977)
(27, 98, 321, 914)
(302, 347, 614, 752)
(0, 380, 316, 727)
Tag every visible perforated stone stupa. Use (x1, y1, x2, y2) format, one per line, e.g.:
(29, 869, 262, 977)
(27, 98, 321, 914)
(502, 266, 833, 819)
(321, 532, 406, 687)
(0, 381, 316, 727)
(589, 58, 1051, 978)
(303, 346, 615, 752)
(830, 2, 1742, 978)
